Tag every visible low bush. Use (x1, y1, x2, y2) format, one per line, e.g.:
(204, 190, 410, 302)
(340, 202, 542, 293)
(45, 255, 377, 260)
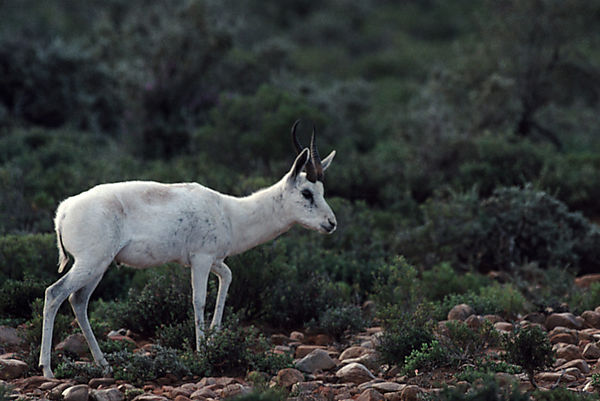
(106, 346, 190, 386)
(436, 377, 528, 401)
(376, 304, 436, 367)
(0, 277, 48, 320)
(102, 267, 192, 337)
(54, 359, 103, 383)
(315, 304, 366, 341)
(403, 340, 449, 376)
(402, 186, 600, 273)
(502, 326, 555, 388)
(183, 316, 292, 377)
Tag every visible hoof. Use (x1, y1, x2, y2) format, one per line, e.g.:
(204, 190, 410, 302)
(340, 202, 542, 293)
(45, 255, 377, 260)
(41, 366, 55, 379)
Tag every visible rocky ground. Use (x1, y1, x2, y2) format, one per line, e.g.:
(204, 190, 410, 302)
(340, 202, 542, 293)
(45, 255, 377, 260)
(3, 299, 600, 401)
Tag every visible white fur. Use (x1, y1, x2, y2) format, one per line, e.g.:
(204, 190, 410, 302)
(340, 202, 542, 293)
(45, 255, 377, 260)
(39, 148, 336, 378)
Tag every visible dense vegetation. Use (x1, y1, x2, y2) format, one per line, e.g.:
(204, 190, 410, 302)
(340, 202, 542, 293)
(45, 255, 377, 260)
(1, 0, 600, 397)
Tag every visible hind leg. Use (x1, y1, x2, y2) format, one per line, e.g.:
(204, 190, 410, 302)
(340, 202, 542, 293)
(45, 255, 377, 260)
(39, 261, 107, 378)
(69, 272, 111, 375)
(209, 261, 232, 330)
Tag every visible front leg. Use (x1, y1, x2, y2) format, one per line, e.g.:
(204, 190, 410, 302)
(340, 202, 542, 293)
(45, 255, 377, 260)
(210, 261, 232, 330)
(190, 254, 213, 351)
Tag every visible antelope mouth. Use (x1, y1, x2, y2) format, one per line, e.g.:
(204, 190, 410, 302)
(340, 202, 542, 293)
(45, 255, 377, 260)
(320, 223, 336, 234)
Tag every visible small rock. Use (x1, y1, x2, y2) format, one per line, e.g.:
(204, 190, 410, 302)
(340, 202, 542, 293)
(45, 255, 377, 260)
(400, 385, 422, 401)
(132, 395, 169, 401)
(556, 359, 590, 374)
(535, 372, 577, 383)
(290, 331, 305, 342)
(582, 311, 600, 329)
(221, 383, 250, 398)
(341, 351, 379, 371)
(447, 304, 475, 321)
(0, 358, 28, 379)
(271, 334, 289, 345)
(56, 333, 89, 357)
(522, 313, 546, 324)
(357, 388, 384, 401)
(550, 332, 578, 344)
(291, 380, 321, 394)
(336, 362, 375, 384)
(493, 322, 514, 332)
(370, 382, 405, 393)
(311, 334, 333, 345)
(465, 315, 483, 330)
(583, 342, 600, 360)
(554, 344, 582, 361)
(276, 368, 304, 388)
(575, 274, 600, 288)
(295, 345, 327, 358)
(0, 326, 23, 346)
(383, 392, 402, 401)
(89, 378, 116, 388)
(339, 346, 370, 361)
(173, 396, 192, 401)
(295, 349, 336, 373)
(190, 388, 217, 400)
(545, 313, 583, 330)
(90, 388, 124, 401)
(63, 384, 90, 401)
(51, 382, 75, 400)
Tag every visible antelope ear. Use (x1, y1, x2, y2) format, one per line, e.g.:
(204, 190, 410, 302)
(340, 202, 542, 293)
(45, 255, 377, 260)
(288, 148, 310, 183)
(321, 150, 336, 171)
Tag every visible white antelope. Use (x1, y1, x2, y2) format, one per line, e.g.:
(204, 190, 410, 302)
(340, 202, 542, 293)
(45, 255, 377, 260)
(39, 121, 337, 378)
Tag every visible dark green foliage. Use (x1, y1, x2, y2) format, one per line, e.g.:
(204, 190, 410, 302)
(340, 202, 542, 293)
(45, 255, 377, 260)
(532, 387, 599, 401)
(315, 304, 366, 341)
(0, 277, 47, 320)
(182, 317, 292, 377)
(0, 383, 13, 401)
(0, 37, 123, 132)
(104, 267, 192, 337)
(502, 326, 555, 387)
(403, 340, 449, 375)
(436, 378, 529, 401)
(403, 186, 600, 273)
(440, 320, 500, 365)
(376, 305, 435, 367)
(54, 359, 104, 383)
(0, 234, 57, 281)
(106, 345, 190, 386)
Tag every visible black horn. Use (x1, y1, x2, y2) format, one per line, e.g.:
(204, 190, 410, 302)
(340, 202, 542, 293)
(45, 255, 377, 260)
(291, 120, 319, 182)
(310, 125, 324, 182)
(291, 119, 303, 154)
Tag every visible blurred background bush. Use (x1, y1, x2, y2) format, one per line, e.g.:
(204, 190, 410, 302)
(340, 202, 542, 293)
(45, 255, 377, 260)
(1, 0, 600, 340)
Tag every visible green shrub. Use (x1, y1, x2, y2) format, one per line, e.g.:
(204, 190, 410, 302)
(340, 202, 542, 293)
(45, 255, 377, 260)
(403, 186, 600, 273)
(155, 318, 195, 350)
(54, 359, 103, 383)
(438, 283, 527, 320)
(436, 377, 529, 401)
(315, 304, 366, 341)
(456, 361, 521, 383)
(370, 257, 421, 311)
(0, 277, 48, 320)
(0, 36, 123, 132)
(421, 263, 490, 303)
(502, 326, 555, 388)
(376, 304, 435, 367)
(0, 234, 57, 281)
(532, 387, 599, 401)
(104, 267, 192, 337)
(403, 340, 449, 376)
(0, 383, 13, 401)
(107, 345, 190, 386)
(183, 317, 292, 377)
(440, 320, 500, 366)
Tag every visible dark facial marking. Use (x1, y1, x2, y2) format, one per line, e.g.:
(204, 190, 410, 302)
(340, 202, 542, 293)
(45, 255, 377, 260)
(301, 189, 314, 203)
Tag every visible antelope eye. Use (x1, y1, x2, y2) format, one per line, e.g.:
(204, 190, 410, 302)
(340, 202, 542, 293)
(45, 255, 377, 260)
(301, 189, 313, 201)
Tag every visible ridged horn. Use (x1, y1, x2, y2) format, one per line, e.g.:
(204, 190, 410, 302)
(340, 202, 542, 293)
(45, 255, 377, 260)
(310, 125, 324, 182)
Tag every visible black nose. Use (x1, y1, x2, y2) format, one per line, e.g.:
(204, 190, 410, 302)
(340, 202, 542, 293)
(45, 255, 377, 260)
(328, 218, 336, 229)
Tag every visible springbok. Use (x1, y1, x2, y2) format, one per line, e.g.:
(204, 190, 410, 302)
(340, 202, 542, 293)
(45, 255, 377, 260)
(39, 121, 336, 378)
